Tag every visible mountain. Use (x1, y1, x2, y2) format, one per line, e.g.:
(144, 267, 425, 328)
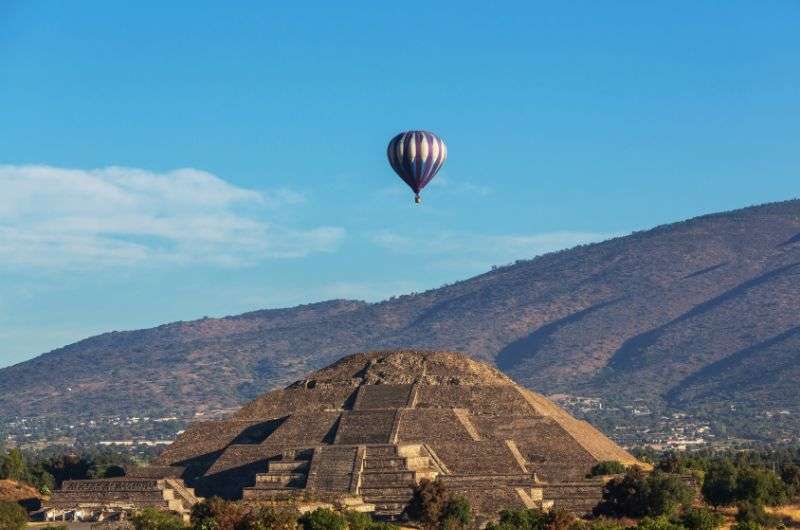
(3, 199, 800, 441)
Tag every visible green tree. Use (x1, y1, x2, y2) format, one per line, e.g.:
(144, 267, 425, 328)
(485, 507, 577, 530)
(730, 522, 760, 530)
(734, 501, 777, 528)
(298, 508, 346, 530)
(645, 472, 695, 518)
(735, 467, 787, 506)
(780, 462, 800, 497)
(589, 461, 627, 477)
(190, 497, 249, 530)
(633, 516, 684, 530)
(406, 479, 449, 527)
(485, 508, 549, 530)
(343, 510, 373, 530)
(594, 467, 693, 518)
(439, 496, 471, 530)
(680, 507, 725, 530)
(657, 453, 683, 474)
(0, 449, 27, 481)
(0, 501, 28, 530)
(245, 505, 298, 530)
(584, 519, 625, 530)
(702, 461, 739, 507)
(131, 508, 186, 530)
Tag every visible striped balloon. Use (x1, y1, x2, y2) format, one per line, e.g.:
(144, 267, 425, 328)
(387, 130, 447, 203)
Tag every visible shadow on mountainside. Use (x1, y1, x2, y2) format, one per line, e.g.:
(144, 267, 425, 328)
(603, 261, 800, 373)
(495, 298, 623, 372)
(665, 324, 800, 406)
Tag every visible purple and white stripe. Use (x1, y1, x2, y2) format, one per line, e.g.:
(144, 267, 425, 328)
(387, 130, 447, 195)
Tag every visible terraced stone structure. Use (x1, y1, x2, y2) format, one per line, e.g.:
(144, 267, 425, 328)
(160, 351, 636, 516)
(45, 467, 200, 522)
(47, 351, 637, 519)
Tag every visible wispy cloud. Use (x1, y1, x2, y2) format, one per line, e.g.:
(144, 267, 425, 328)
(370, 229, 616, 270)
(0, 165, 344, 269)
(317, 280, 426, 302)
(376, 176, 493, 199)
(428, 176, 493, 197)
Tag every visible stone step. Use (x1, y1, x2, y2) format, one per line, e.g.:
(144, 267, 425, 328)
(363, 457, 406, 470)
(414, 470, 438, 482)
(51, 491, 166, 502)
(255, 473, 306, 486)
(360, 471, 414, 488)
(396, 444, 423, 458)
(364, 445, 398, 458)
(360, 487, 414, 502)
(308, 474, 353, 491)
(372, 502, 408, 516)
(61, 479, 161, 492)
(48, 498, 172, 509)
(268, 460, 310, 473)
(242, 488, 303, 501)
(405, 456, 432, 469)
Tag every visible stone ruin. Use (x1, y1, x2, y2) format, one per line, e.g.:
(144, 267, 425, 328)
(46, 350, 638, 521)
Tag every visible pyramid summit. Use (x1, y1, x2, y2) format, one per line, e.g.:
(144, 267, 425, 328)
(48, 350, 637, 520)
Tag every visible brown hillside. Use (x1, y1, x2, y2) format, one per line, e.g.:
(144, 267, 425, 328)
(0, 479, 40, 503)
(2, 200, 800, 440)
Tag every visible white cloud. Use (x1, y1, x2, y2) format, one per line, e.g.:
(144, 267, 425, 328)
(428, 176, 493, 197)
(376, 177, 493, 199)
(0, 165, 344, 269)
(370, 229, 616, 270)
(317, 280, 426, 302)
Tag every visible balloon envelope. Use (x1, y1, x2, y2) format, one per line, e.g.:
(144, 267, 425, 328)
(387, 131, 447, 201)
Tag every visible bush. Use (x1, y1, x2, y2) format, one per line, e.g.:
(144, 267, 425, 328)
(680, 507, 725, 530)
(0, 449, 27, 482)
(131, 507, 186, 530)
(299, 508, 346, 530)
(735, 501, 778, 528)
(0, 501, 28, 530)
(645, 472, 695, 518)
(343, 510, 372, 530)
(246, 505, 299, 530)
(633, 516, 685, 530)
(730, 522, 761, 530)
(365, 523, 399, 530)
(702, 461, 739, 507)
(735, 467, 787, 507)
(584, 518, 626, 530)
(780, 463, 800, 497)
(657, 454, 683, 474)
(485, 507, 576, 530)
(439, 496, 471, 530)
(589, 461, 627, 477)
(594, 467, 694, 518)
(341, 510, 397, 530)
(191, 497, 248, 530)
(406, 479, 449, 527)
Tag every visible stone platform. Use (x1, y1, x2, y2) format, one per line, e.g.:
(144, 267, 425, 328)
(46, 351, 638, 519)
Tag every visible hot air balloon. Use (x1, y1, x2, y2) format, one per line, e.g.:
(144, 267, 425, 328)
(387, 130, 447, 203)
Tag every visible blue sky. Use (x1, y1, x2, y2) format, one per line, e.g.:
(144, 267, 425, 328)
(1, 1, 798, 367)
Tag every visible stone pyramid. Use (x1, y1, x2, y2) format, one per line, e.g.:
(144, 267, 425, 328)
(149, 350, 636, 517)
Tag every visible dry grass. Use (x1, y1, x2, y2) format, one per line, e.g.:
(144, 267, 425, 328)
(0, 479, 40, 502)
(767, 504, 800, 526)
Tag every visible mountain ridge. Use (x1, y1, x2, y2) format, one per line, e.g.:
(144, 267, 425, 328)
(3, 199, 800, 441)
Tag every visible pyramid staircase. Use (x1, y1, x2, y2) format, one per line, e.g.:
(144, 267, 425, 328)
(242, 451, 312, 501)
(359, 444, 440, 518)
(46, 477, 199, 521)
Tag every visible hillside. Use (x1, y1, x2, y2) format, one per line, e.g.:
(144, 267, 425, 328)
(2, 200, 800, 442)
(0, 479, 40, 503)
